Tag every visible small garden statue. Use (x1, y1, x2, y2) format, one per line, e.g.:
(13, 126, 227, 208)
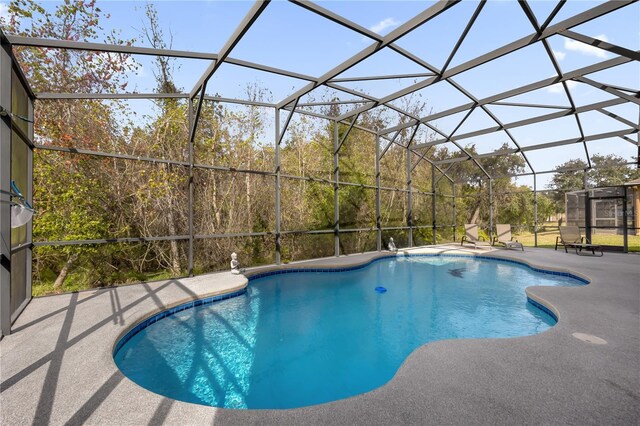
(230, 252, 240, 274)
(388, 237, 397, 252)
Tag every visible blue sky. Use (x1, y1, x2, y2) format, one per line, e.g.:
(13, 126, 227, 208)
(2, 0, 639, 187)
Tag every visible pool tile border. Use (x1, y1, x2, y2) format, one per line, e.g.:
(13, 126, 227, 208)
(113, 288, 247, 356)
(246, 253, 590, 285)
(527, 297, 558, 321)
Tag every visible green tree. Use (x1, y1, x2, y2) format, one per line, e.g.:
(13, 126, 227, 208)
(547, 154, 639, 214)
(7, 0, 138, 291)
(546, 158, 587, 213)
(590, 154, 640, 186)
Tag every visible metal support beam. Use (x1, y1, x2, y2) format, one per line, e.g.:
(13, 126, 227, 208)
(7, 34, 218, 60)
(576, 77, 640, 106)
(188, 98, 194, 276)
(452, 182, 456, 242)
(490, 101, 570, 109)
(431, 165, 436, 245)
(430, 126, 637, 166)
(333, 121, 340, 256)
(533, 173, 538, 247)
(36, 92, 277, 108)
(284, 104, 380, 135)
(338, 0, 632, 125)
(406, 145, 413, 247)
(335, 114, 360, 154)
(540, 0, 566, 32)
(380, 54, 632, 137)
(277, 0, 459, 110)
(517, 0, 592, 170)
(278, 99, 300, 143)
(445, 67, 536, 175)
(623, 189, 629, 253)
(597, 108, 640, 131)
(440, 0, 485, 74)
(413, 97, 627, 150)
(560, 30, 640, 61)
(0, 37, 11, 336)
(189, 1, 269, 99)
(189, 0, 270, 143)
(275, 108, 281, 264)
(489, 178, 494, 243)
(329, 72, 435, 83)
(8, 35, 321, 85)
(378, 131, 401, 160)
(583, 173, 592, 244)
(376, 135, 382, 251)
(494, 161, 637, 179)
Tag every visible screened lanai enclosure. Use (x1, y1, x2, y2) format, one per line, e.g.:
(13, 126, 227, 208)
(1, 0, 638, 335)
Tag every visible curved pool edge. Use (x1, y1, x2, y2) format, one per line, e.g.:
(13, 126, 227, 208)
(112, 276, 248, 357)
(526, 292, 560, 321)
(113, 251, 589, 360)
(245, 251, 591, 285)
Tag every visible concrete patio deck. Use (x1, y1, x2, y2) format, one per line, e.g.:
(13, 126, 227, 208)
(1, 245, 638, 425)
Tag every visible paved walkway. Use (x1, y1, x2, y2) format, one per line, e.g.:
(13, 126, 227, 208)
(1, 246, 638, 425)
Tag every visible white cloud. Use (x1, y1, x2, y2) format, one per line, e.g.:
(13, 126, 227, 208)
(0, 3, 10, 21)
(553, 50, 566, 61)
(369, 17, 400, 34)
(564, 34, 609, 59)
(546, 80, 578, 94)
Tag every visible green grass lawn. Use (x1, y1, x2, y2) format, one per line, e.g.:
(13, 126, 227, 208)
(514, 230, 640, 252)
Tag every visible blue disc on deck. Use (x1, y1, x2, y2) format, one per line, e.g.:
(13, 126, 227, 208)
(375, 286, 387, 293)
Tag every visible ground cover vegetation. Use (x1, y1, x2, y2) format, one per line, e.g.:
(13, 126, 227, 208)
(4, 1, 638, 295)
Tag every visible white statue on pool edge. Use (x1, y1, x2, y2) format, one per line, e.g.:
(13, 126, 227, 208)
(230, 252, 240, 274)
(388, 237, 397, 252)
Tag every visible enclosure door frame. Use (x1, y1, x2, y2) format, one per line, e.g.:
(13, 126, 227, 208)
(1, 33, 34, 336)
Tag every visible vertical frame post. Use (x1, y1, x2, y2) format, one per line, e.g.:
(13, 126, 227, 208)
(489, 178, 494, 243)
(26, 75, 33, 301)
(431, 165, 436, 245)
(187, 98, 194, 276)
(274, 108, 281, 264)
(622, 186, 628, 253)
(584, 190, 592, 244)
(533, 173, 538, 247)
(333, 120, 340, 257)
(583, 169, 591, 243)
(375, 134, 381, 251)
(452, 181, 456, 242)
(0, 39, 11, 336)
(406, 146, 413, 247)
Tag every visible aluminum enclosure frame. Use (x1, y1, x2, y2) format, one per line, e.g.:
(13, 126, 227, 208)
(1, 0, 638, 328)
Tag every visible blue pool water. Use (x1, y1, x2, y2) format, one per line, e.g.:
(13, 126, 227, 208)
(114, 255, 586, 409)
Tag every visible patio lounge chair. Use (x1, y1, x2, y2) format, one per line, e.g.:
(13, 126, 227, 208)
(555, 226, 583, 252)
(461, 224, 491, 249)
(493, 224, 524, 251)
(555, 225, 603, 256)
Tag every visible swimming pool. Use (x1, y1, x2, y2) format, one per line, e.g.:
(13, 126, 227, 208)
(114, 255, 586, 409)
